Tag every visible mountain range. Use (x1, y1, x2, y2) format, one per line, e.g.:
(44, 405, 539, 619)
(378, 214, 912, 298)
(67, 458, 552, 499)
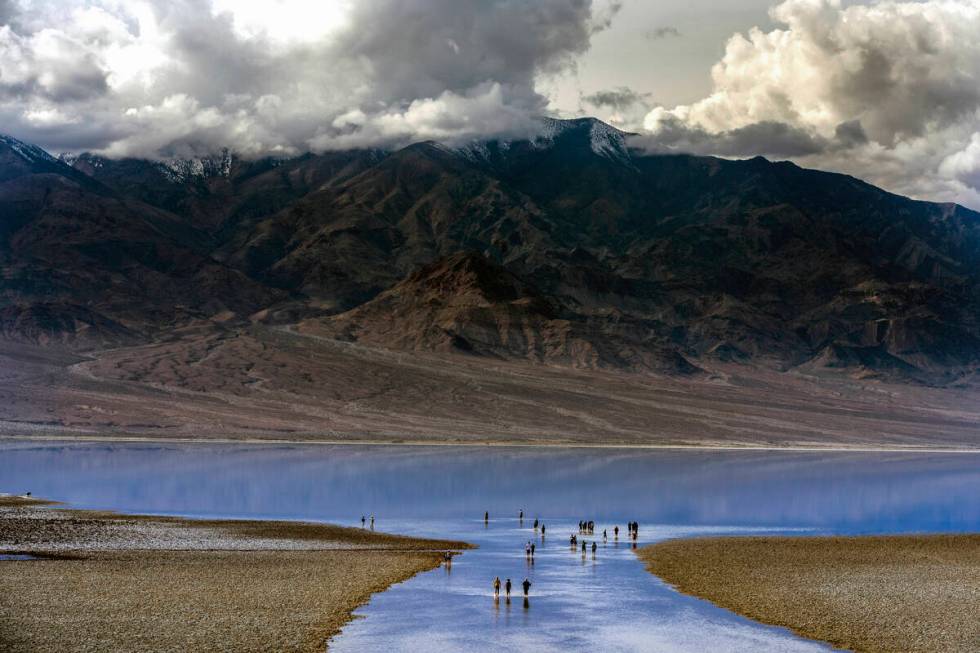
(2, 117, 980, 388)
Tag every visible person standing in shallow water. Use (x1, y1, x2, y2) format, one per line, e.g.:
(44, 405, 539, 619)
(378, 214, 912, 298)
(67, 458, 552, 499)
(505, 578, 512, 597)
(592, 541, 597, 556)
(614, 525, 619, 538)
(493, 577, 501, 597)
(522, 578, 531, 597)
(485, 511, 489, 523)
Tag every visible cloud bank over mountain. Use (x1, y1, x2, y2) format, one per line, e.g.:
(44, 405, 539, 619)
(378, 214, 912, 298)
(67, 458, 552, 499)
(0, 0, 619, 157)
(636, 0, 980, 208)
(1, 0, 979, 208)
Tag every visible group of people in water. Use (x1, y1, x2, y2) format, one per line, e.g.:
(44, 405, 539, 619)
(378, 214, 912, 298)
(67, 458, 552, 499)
(484, 510, 641, 603)
(493, 576, 532, 599)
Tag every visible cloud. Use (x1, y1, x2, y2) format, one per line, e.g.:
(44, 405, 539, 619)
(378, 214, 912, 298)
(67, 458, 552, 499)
(637, 0, 980, 209)
(634, 112, 827, 157)
(581, 86, 651, 131)
(645, 26, 680, 40)
(583, 87, 650, 112)
(0, 0, 619, 158)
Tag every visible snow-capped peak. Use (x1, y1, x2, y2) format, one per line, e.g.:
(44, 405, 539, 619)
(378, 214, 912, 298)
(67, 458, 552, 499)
(158, 149, 233, 183)
(0, 134, 60, 166)
(454, 117, 633, 165)
(532, 117, 632, 162)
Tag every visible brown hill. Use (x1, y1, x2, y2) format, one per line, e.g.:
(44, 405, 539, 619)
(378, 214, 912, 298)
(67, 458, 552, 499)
(300, 251, 701, 374)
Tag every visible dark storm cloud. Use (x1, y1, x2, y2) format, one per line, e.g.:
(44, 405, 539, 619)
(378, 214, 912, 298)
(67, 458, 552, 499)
(583, 87, 651, 111)
(631, 116, 827, 158)
(645, 26, 681, 40)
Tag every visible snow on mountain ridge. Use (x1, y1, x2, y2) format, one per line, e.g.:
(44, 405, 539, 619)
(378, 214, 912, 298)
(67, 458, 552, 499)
(0, 134, 60, 166)
(455, 117, 632, 165)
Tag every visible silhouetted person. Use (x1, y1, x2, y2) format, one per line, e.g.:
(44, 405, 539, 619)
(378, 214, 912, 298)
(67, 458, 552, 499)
(541, 524, 546, 536)
(534, 518, 539, 530)
(505, 578, 512, 597)
(525, 543, 531, 558)
(591, 541, 597, 556)
(493, 576, 501, 597)
(531, 542, 536, 556)
(614, 525, 619, 538)
(522, 578, 531, 597)
(361, 516, 365, 528)
(603, 529, 607, 541)
(485, 511, 489, 523)
(582, 540, 587, 553)
(370, 515, 375, 530)
(519, 509, 524, 521)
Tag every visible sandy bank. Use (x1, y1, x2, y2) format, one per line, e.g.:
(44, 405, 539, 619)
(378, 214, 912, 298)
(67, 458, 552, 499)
(0, 496, 470, 652)
(638, 534, 980, 652)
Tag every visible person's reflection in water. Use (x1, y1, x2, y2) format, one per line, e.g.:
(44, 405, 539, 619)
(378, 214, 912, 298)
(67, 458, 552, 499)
(523, 597, 530, 610)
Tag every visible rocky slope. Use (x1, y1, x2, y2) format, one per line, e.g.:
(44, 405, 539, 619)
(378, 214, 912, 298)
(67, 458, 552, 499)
(2, 119, 979, 384)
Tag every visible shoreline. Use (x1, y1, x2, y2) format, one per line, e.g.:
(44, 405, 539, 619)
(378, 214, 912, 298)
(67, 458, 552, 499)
(638, 534, 980, 653)
(3, 432, 980, 454)
(0, 496, 470, 652)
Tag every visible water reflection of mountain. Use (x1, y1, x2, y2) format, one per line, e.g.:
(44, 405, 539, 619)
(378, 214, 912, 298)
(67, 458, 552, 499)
(1, 441, 977, 533)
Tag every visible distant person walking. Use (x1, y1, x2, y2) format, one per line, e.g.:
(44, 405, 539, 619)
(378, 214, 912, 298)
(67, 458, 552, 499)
(534, 518, 539, 530)
(370, 515, 375, 530)
(522, 578, 531, 597)
(361, 515, 366, 528)
(485, 511, 489, 523)
(505, 578, 512, 597)
(519, 509, 524, 522)
(531, 542, 536, 556)
(614, 525, 619, 538)
(603, 529, 607, 541)
(581, 540, 587, 553)
(591, 541, 597, 556)
(541, 524, 546, 536)
(526, 542, 531, 558)
(493, 576, 501, 597)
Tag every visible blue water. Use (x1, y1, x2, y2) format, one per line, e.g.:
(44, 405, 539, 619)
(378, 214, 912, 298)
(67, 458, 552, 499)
(1, 440, 978, 651)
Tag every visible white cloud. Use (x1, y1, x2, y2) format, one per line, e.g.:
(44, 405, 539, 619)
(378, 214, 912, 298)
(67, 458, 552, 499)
(0, 0, 619, 158)
(638, 0, 980, 209)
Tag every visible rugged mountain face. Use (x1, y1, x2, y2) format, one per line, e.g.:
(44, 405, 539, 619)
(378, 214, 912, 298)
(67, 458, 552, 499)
(301, 250, 700, 374)
(3, 119, 980, 383)
(0, 135, 282, 346)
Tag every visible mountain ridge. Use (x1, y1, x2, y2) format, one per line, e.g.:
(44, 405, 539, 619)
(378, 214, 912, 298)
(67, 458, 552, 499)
(2, 119, 979, 385)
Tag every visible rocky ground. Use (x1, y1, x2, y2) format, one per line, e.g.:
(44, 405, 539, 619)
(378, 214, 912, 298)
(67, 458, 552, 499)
(0, 496, 469, 652)
(638, 534, 980, 653)
(1, 327, 979, 449)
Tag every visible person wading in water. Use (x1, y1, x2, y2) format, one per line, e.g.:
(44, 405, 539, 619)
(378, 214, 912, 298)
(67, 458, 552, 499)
(505, 578, 512, 597)
(493, 577, 501, 597)
(522, 578, 531, 597)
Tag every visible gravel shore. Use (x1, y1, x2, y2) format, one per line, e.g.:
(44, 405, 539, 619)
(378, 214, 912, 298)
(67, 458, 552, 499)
(0, 496, 470, 652)
(638, 534, 980, 653)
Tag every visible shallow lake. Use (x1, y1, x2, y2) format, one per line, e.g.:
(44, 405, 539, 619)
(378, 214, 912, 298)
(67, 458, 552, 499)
(2, 440, 978, 651)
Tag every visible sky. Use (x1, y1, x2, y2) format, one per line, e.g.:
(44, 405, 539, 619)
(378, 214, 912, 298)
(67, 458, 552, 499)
(1, 0, 979, 209)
